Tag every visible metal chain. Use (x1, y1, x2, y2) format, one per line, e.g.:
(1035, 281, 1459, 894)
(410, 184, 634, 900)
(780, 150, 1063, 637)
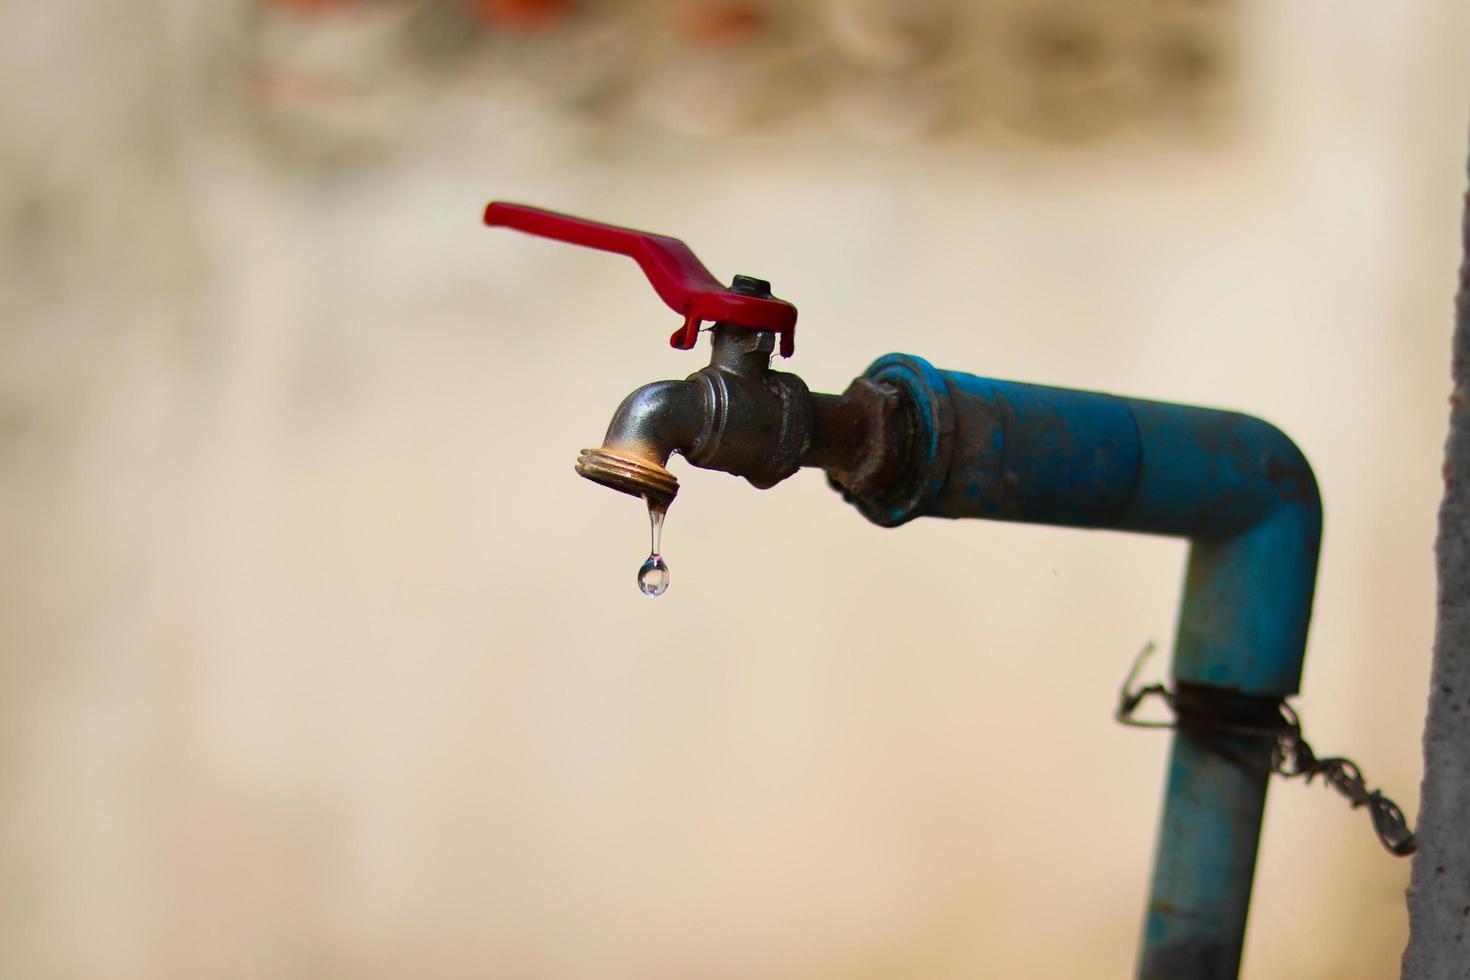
(1115, 643, 1417, 857)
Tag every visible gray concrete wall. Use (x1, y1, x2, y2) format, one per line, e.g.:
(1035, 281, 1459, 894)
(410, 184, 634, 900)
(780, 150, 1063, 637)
(1403, 131, 1470, 980)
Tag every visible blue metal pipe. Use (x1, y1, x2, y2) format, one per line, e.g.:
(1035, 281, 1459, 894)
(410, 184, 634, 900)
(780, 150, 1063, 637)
(846, 355, 1321, 979)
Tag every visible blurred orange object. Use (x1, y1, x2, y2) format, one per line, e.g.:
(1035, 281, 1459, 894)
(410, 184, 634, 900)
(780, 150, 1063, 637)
(676, 2, 769, 46)
(466, 0, 573, 31)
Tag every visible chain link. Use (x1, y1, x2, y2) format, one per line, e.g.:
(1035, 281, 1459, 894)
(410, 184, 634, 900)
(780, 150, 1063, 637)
(1116, 643, 1417, 857)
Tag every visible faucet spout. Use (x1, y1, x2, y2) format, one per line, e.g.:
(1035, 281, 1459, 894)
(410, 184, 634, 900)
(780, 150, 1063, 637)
(575, 380, 703, 508)
(601, 380, 705, 466)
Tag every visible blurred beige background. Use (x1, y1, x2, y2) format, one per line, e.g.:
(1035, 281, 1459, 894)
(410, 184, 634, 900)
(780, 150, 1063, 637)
(2, 1, 1468, 977)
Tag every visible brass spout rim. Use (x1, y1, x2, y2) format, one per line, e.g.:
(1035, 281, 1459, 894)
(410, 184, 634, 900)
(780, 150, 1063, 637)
(575, 448, 679, 508)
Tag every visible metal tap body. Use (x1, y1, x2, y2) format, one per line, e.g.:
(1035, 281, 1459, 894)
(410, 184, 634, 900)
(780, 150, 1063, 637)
(581, 343, 1320, 980)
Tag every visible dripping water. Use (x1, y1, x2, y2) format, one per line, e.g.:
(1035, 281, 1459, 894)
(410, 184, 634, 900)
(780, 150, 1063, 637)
(637, 499, 669, 596)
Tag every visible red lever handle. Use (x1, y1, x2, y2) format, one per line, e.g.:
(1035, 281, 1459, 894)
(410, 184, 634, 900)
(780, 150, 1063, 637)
(484, 201, 797, 357)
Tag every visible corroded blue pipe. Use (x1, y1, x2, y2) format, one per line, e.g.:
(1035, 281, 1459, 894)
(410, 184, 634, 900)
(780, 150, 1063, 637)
(848, 355, 1321, 979)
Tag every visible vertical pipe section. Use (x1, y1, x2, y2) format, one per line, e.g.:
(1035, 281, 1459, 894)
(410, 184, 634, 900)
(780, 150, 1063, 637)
(845, 355, 1321, 979)
(1143, 732, 1273, 980)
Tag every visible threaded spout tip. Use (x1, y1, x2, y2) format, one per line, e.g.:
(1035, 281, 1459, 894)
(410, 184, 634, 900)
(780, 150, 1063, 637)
(575, 447, 679, 508)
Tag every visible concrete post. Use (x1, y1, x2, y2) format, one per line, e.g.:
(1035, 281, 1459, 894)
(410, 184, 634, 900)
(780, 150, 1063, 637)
(1402, 128, 1470, 979)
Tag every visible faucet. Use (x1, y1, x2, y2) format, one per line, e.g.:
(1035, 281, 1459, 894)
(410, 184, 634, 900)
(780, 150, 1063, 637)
(485, 201, 1321, 980)
(484, 203, 900, 512)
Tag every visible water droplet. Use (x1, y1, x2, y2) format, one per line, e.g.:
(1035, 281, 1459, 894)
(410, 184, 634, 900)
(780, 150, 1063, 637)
(637, 498, 670, 596)
(638, 554, 670, 596)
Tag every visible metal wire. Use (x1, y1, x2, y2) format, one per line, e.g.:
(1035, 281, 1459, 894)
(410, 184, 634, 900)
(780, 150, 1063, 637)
(1116, 643, 1417, 857)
